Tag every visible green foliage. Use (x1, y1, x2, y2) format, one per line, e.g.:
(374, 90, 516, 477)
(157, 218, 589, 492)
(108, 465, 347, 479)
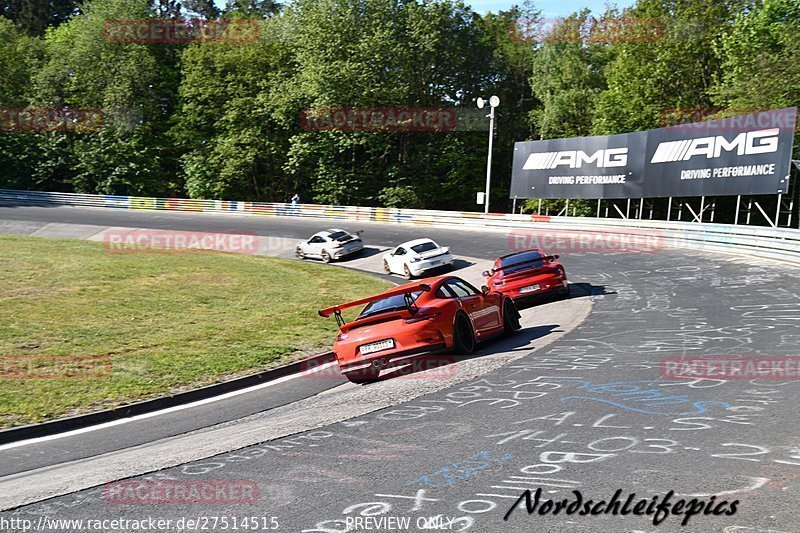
(713, 0, 800, 112)
(0, 233, 390, 427)
(522, 197, 595, 216)
(592, 0, 747, 135)
(529, 9, 611, 138)
(378, 185, 424, 209)
(1, 0, 799, 213)
(26, 0, 178, 194)
(172, 18, 292, 200)
(1, 0, 82, 36)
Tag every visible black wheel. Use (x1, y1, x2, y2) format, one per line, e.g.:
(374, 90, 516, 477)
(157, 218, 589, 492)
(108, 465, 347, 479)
(452, 312, 476, 355)
(560, 282, 570, 297)
(403, 265, 413, 280)
(344, 365, 381, 384)
(383, 259, 391, 274)
(295, 247, 305, 260)
(321, 250, 332, 263)
(503, 298, 522, 335)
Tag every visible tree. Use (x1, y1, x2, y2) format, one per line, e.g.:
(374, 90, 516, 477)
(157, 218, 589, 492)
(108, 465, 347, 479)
(172, 17, 293, 200)
(32, 0, 180, 195)
(712, 0, 800, 125)
(529, 9, 611, 139)
(278, 0, 506, 208)
(592, 0, 747, 135)
(1, 0, 83, 35)
(183, 0, 220, 19)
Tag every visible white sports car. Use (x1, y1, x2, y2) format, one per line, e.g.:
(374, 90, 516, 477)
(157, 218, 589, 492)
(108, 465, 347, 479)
(296, 229, 364, 263)
(382, 238, 454, 279)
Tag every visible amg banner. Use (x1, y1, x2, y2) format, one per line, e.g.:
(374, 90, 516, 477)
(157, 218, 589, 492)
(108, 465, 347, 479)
(510, 107, 797, 199)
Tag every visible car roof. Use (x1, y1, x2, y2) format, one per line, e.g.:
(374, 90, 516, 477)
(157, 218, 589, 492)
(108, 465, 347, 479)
(397, 238, 437, 248)
(312, 228, 348, 238)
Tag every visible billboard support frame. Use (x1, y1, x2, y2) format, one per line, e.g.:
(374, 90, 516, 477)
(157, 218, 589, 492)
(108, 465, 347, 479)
(699, 197, 705, 223)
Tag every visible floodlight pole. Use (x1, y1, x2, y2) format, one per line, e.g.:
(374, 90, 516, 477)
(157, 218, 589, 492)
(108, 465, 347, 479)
(484, 104, 496, 214)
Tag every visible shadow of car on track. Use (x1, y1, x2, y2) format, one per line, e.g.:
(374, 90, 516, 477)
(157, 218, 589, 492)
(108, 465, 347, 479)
(513, 282, 614, 310)
(572, 282, 615, 297)
(335, 246, 385, 261)
(366, 322, 563, 383)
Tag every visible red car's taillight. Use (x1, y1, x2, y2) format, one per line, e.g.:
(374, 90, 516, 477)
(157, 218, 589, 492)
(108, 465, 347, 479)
(337, 333, 348, 341)
(404, 313, 440, 324)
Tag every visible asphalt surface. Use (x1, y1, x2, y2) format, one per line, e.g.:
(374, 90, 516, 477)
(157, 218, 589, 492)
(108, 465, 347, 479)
(1, 205, 800, 533)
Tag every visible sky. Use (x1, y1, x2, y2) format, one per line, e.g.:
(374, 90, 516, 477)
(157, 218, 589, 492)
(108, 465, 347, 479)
(212, 0, 637, 18)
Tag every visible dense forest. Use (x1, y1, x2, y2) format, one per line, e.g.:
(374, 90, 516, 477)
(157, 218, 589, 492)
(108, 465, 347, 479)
(0, 0, 798, 212)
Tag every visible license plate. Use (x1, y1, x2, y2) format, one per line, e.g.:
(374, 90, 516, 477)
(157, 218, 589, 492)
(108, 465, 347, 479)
(520, 284, 540, 294)
(359, 339, 395, 355)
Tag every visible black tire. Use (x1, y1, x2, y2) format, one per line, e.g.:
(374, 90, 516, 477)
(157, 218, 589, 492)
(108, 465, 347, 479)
(321, 250, 332, 263)
(560, 282, 570, 297)
(344, 365, 381, 384)
(503, 298, 522, 335)
(295, 247, 305, 260)
(403, 265, 413, 280)
(383, 259, 391, 274)
(452, 312, 476, 355)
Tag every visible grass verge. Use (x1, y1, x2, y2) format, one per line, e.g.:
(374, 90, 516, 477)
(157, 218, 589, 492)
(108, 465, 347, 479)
(0, 234, 391, 427)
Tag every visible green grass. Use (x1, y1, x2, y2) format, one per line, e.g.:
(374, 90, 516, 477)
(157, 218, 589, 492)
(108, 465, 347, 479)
(0, 234, 391, 427)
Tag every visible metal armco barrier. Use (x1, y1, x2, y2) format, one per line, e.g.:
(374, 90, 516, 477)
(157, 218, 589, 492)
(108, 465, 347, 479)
(1, 188, 798, 265)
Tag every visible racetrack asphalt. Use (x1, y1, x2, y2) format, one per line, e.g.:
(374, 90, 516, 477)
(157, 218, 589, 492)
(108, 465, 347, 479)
(1, 205, 799, 533)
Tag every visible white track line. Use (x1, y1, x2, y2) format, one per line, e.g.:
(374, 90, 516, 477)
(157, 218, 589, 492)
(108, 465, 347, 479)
(0, 361, 339, 452)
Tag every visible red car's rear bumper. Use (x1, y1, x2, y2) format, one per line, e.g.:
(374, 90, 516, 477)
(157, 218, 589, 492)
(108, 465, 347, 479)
(336, 342, 448, 373)
(495, 276, 568, 299)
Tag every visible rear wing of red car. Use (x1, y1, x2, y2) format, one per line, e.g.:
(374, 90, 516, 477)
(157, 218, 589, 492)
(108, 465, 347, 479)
(318, 283, 432, 320)
(491, 254, 559, 274)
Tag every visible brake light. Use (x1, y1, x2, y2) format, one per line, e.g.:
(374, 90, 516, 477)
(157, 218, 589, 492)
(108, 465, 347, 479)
(404, 313, 440, 324)
(337, 333, 348, 341)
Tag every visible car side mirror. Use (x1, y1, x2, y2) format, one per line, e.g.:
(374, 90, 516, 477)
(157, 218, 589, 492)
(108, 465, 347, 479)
(481, 270, 490, 277)
(553, 254, 560, 260)
(481, 285, 490, 295)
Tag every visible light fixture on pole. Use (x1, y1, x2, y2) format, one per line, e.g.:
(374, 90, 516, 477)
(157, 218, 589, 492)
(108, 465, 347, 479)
(477, 96, 499, 214)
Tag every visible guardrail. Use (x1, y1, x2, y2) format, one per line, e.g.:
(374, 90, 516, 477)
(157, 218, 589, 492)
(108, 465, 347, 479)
(1, 188, 798, 265)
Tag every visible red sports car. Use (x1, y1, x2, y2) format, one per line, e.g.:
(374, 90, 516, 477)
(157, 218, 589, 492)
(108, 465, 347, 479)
(319, 276, 521, 383)
(482, 249, 569, 301)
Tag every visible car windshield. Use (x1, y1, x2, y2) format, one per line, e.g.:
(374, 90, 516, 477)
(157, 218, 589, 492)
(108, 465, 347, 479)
(358, 291, 422, 318)
(328, 231, 349, 240)
(498, 251, 544, 275)
(410, 241, 438, 254)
